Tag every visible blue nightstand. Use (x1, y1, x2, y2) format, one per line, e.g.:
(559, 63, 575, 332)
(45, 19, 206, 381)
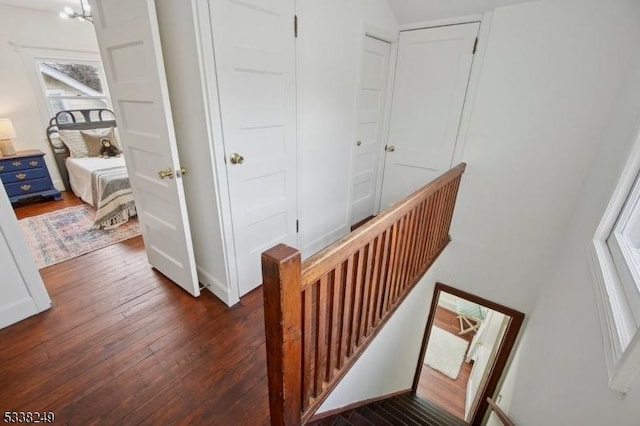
(0, 150, 61, 204)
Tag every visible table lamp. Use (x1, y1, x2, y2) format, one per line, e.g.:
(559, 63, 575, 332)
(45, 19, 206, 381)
(0, 118, 17, 157)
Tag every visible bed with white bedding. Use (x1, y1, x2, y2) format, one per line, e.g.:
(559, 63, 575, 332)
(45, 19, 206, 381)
(67, 156, 126, 205)
(66, 156, 136, 229)
(46, 109, 137, 229)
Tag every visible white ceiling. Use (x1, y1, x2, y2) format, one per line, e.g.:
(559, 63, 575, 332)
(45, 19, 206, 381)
(3, 0, 539, 26)
(387, 0, 538, 24)
(0, 0, 79, 13)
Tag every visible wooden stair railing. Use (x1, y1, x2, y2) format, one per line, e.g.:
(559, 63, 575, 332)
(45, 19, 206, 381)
(262, 163, 467, 425)
(486, 398, 516, 426)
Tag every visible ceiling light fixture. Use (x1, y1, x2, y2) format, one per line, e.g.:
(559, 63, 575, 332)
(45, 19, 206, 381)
(59, 0, 93, 23)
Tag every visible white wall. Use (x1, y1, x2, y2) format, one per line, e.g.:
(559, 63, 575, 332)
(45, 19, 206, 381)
(0, 4, 99, 190)
(434, 0, 638, 313)
(498, 5, 640, 424)
(317, 0, 640, 418)
(297, 0, 398, 257)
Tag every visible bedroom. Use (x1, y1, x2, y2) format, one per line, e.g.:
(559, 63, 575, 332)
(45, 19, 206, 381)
(0, 2, 139, 268)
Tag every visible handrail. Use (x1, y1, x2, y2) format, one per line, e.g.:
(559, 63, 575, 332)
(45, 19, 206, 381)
(486, 397, 516, 426)
(262, 163, 466, 425)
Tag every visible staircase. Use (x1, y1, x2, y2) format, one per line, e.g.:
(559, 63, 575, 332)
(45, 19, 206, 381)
(262, 165, 468, 425)
(312, 393, 467, 426)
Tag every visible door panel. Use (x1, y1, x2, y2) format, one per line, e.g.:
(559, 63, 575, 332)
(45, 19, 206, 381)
(209, 0, 297, 296)
(89, 0, 199, 296)
(350, 35, 392, 225)
(380, 23, 479, 208)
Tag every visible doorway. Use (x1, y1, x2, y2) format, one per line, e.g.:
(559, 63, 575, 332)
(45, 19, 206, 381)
(350, 34, 393, 226)
(378, 22, 479, 210)
(413, 283, 524, 425)
(10, 20, 143, 273)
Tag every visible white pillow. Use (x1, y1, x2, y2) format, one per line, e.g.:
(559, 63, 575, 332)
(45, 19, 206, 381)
(58, 129, 88, 158)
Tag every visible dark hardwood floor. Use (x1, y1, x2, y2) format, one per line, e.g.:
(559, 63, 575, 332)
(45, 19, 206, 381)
(1, 194, 271, 424)
(417, 306, 475, 420)
(12, 191, 83, 220)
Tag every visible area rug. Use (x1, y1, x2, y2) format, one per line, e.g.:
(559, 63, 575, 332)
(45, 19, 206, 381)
(19, 205, 141, 269)
(424, 326, 469, 380)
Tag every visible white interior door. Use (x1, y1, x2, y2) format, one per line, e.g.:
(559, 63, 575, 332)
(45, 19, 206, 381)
(89, 0, 199, 296)
(209, 0, 297, 296)
(379, 23, 479, 209)
(350, 35, 392, 226)
(0, 184, 51, 329)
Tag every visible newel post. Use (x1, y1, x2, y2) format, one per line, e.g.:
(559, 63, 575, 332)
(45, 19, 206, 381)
(262, 244, 303, 426)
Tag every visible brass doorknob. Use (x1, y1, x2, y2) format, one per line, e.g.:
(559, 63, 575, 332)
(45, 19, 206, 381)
(385, 145, 395, 152)
(158, 168, 174, 179)
(230, 153, 244, 165)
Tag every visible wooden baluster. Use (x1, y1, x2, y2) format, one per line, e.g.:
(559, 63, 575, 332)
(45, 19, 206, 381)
(382, 223, 398, 314)
(391, 215, 409, 303)
(400, 212, 414, 296)
(442, 177, 461, 239)
(356, 242, 373, 345)
(400, 208, 418, 293)
(261, 244, 302, 426)
(314, 276, 329, 397)
(428, 190, 445, 262)
(361, 238, 377, 338)
(435, 187, 449, 249)
(302, 286, 313, 409)
(410, 200, 428, 279)
(350, 247, 367, 350)
(347, 248, 363, 355)
(326, 264, 343, 381)
(441, 184, 453, 243)
(375, 229, 391, 325)
(420, 197, 436, 269)
(338, 256, 355, 366)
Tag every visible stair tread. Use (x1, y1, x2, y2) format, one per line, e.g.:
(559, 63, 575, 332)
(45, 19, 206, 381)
(334, 415, 354, 426)
(369, 403, 415, 425)
(318, 393, 467, 426)
(346, 410, 376, 426)
(398, 394, 466, 426)
(389, 397, 446, 425)
(357, 407, 394, 426)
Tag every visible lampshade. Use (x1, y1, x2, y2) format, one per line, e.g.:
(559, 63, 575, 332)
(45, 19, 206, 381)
(0, 118, 16, 140)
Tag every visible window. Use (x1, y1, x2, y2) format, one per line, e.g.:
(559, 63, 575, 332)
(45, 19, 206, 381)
(607, 175, 640, 328)
(591, 132, 640, 393)
(12, 45, 110, 125)
(37, 60, 110, 121)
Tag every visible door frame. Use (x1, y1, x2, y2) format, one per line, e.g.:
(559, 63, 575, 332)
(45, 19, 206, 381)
(413, 282, 525, 425)
(189, 0, 241, 306)
(193, 0, 299, 302)
(375, 13, 494, 216)
(350, 24, 399, 221)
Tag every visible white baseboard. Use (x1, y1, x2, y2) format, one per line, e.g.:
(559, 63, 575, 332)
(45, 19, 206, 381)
(197, 266, 238, 307)
(0, 297, 39, 330)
